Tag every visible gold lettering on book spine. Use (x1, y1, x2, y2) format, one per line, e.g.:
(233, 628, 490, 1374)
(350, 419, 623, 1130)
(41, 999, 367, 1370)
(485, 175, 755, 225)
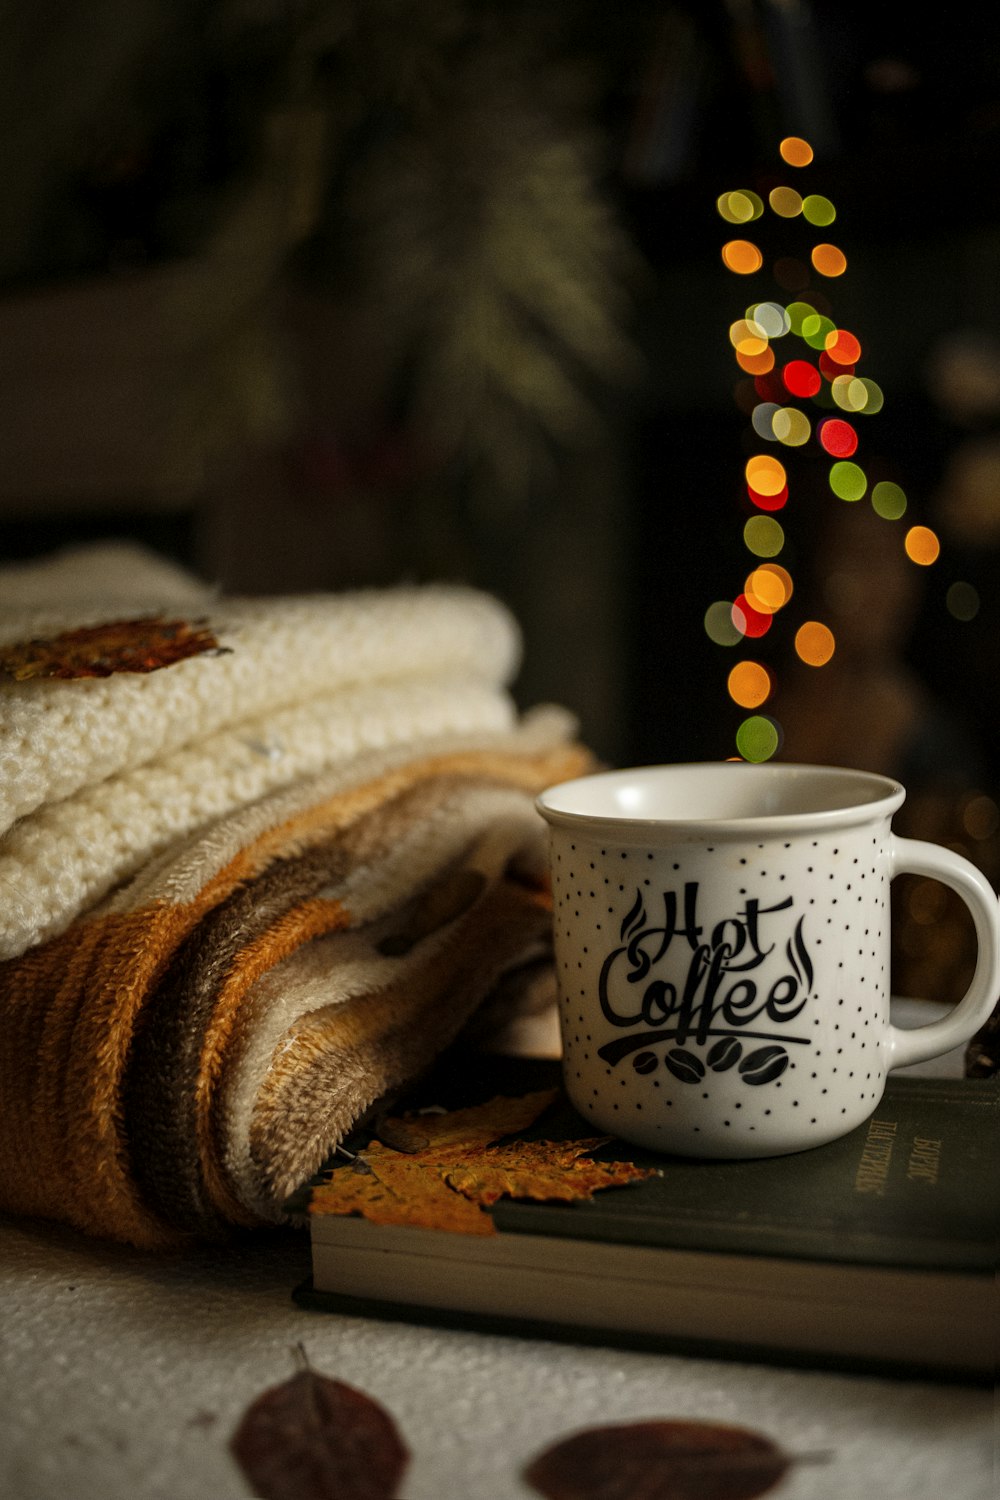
(853, 1118, 897, 1196)
(906, 1136, 942, 1185)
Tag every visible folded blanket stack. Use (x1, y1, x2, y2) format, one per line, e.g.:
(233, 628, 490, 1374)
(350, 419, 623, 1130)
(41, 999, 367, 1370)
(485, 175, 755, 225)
(0, 545, 592, 1247)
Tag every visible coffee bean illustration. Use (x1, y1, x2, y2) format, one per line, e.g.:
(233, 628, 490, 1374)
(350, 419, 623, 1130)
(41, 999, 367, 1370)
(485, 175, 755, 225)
(664, 1048, 706, 1084)
(707, 1037, 742, 1072)
(632, 1051, 658, 1075)
(738, 1045, 790, 1085)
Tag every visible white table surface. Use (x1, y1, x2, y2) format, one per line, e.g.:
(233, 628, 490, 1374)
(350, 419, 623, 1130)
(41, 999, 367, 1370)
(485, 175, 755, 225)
(0, 1211, 994, 1500)
(1, 1008, 992, 1500)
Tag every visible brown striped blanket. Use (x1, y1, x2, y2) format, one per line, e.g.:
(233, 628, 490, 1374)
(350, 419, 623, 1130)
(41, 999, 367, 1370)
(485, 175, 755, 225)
(0, 547, 591, 1246)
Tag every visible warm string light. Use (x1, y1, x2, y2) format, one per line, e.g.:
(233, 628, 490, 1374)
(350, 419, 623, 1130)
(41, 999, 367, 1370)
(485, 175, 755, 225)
(710, 135, 955, 761)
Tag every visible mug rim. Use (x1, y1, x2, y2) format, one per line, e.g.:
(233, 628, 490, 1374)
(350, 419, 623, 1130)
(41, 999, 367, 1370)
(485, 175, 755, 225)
(536, 760, 906, 838)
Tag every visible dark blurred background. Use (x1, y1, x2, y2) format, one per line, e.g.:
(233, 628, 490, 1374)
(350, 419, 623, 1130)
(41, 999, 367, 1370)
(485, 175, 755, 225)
(1, 3, 998, 1003)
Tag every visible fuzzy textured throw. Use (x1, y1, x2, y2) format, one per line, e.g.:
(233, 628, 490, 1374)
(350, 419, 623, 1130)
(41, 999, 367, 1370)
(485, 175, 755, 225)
(0, 545, 592, 1246)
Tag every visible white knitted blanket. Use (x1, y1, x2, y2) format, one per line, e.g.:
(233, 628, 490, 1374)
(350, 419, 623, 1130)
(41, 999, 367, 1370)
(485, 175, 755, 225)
(0, 544, 529, 957)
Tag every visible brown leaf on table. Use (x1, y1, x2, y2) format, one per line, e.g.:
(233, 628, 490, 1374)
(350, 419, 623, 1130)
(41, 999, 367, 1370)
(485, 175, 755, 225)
(0, 616, 229, 680)
(309, 1089, 656, 1235)
(524, 1420, 793, 1500)
(230, 1364, 408, 1500)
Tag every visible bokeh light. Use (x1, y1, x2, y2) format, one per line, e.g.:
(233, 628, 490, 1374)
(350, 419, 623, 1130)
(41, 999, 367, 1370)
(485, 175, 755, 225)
(751, 403, 780, 440)
(811, 243, 847, 277)
(747, 482, 788, 512)
(785, 301, 816, 336)
(746, 563, 793, 613)
(818, 418, 858, 457)
(734, 335, 769, 359)
(962, 793, 998, 839)
(831, 375, 869, 412)
(769, 186, 803, 218)
(779, 136, 814, 167)
(905, 525, 941, 565)
(802, 194, 836, 226)
(723, 240, 764, 274)
(736, 345, 775, 375)
(802, 313, 837, 351)
(705, 601, 744, 647)
(782, 359, 821, 398)
(828, 460, 868, 501)
(745, 454, 787, 494)
(728, 660, 772, 709)
(730, 316, 767, 349)
(743, 515, 785, 556)
(748, 301, 790, 338)
(717, 190, 765, 223)
(855, 377, 883, 413)
(772, 407, 811, 446)
(825, 329, 862, 365)
(732, 594, 773, 638)
(946, 581, 979, 621)
(795, 621, 836, 666)
(871, 480, 907, 519)
(735, 715, 781, 762)
(715, 136, 930, 771)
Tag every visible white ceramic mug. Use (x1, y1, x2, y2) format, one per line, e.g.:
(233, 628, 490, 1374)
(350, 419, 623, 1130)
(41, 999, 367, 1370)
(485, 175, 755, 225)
(536, 762, 1000, 1157)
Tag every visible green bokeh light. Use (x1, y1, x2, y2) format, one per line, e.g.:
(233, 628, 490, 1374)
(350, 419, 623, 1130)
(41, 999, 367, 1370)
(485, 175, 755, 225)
(829, 461, 868, 502)
(785, 301, 816, 337)
(856, 378, 884, 414)
(802, 194, 836, 226)
(802, 313, 837, 351)
(743, 515, 785, 557)
(871, 480, 907, 519)
(705, 600, 743, 647)
(735, 715, 780, 762)
(946, 582, 979, 621)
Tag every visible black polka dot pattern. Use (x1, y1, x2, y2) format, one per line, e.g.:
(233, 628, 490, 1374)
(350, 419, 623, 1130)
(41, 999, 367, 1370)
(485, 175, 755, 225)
(549, 819, 893, 1158)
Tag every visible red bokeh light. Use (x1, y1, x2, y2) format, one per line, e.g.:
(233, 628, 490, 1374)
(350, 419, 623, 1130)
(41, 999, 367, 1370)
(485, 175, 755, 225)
(732, 594, 774, 638)
(782, 360, 821, 398)
(746, 482, 789, 512)
(818, 418, 858, 457)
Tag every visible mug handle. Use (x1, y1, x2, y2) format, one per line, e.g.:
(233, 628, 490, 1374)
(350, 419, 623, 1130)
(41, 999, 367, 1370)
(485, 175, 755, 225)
(887, 835, 1000, 1070)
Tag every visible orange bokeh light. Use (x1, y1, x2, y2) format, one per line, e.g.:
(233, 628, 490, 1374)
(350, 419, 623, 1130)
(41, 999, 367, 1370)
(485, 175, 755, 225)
(905, 525, 941, 566)
(795, 621, 836, 666)
(779, 136, 814, 167)
(825, 328, 862, 365)
(745, 454, 787, 495)
(736, 345, 776, 375)
(812, 243, 847, 277)
(745, 563, 793, 614)
(722, 239, 764, 274)
(728, 660, 772, 709)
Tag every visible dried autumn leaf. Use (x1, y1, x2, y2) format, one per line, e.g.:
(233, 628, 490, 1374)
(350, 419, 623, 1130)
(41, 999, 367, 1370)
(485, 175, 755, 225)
(230, 1365, 408, 1500)
(309, 1090, 656, 1235)
(0, 616, 228, 679)
(524, 1420, 792, 1500)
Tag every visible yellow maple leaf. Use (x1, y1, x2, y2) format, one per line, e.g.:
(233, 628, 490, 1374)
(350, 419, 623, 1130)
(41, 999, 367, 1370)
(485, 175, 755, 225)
(309, 1090, 656, 1236)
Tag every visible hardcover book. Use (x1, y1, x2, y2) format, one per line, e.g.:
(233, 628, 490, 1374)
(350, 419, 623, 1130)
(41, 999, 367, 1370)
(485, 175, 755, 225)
(292, 1055, 998, 1382)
